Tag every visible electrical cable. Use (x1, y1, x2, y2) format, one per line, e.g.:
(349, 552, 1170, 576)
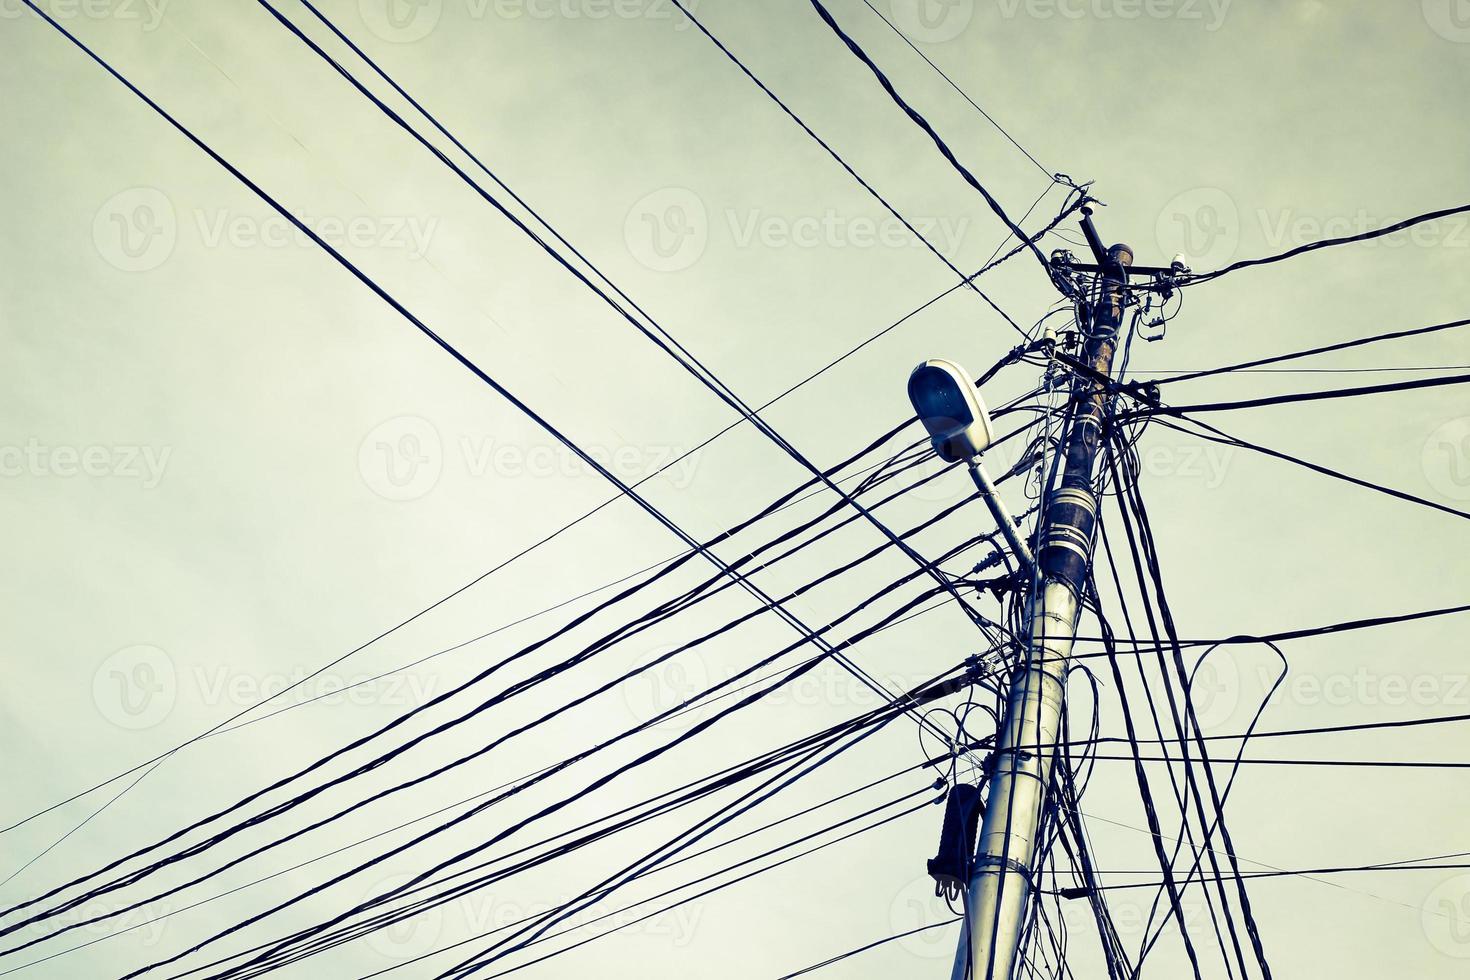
(855, 0, 1056, 180)
(803, 0, 1061, 289)
(160, 657, 983, 980)
(258, 0, 1005, 691)
(109, 582, 986, 978)
(1145, 314, 1470, 385)
(662, 0, 1044, 339)
(6, 3, 1046, 944)
(1179, 203, 1470, 287)
(448, 799, 939, 980)
(1135, 371, 1470, 417)
(1152, 414, 1470, 523)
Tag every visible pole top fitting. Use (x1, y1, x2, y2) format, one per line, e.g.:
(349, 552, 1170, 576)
(1109, 243, 1134, 267)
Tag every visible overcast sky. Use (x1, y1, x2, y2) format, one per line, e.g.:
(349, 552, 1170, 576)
(2, 0, 1469, 977)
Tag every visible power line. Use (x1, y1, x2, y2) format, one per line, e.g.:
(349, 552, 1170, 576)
(149, 659, 979, 979)
(0, 210, 1062, 841)
(8, 3, 1028, 943)
(1138, 371, 1470, 417)
(1140, 314, 1470, 385)
(430, 695, 927, 978)
(103, 591, 984, 977)
(1153, 415, 1470, 523)
(1080, 755, 1470, 770)
(2, 529, 989, 955)
(1179, 203, 1470, 287)
(6, 399, 1038, 953)
(259, 0, 1003, 704)
(442, 800, 938, 980)
(804, 0, 1061, 287)
(1052, 859, 1470, 895)
(5, 685, 980, 977)
(855, 0, 1055, 179)
(1117, 438, 1275, 978)
(778, 918, 962, 978)
(1064, 600, 1470, 656)
(663, 0, 1041, 339)
(1147, 365, 1470, 376)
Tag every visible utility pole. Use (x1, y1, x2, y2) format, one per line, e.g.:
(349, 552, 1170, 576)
(949, 207, 1140, 980)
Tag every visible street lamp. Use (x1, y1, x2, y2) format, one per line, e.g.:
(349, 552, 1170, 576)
(907, 359, 1034, 569)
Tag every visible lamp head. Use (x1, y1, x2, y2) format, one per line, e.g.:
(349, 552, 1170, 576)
(907, 359, 995, 464)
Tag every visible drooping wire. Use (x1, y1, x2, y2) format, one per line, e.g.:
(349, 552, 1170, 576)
(1177, 203, 1470, 287)
(1145, 315, 1470, 386)
(854, 0, 1057, 181)
(803, 0, 1064, 291)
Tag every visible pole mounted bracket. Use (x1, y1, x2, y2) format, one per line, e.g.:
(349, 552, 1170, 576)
(974, 854, 1037, 880)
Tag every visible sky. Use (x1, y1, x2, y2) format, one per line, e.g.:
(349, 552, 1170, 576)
(2, 0, 1469, 977)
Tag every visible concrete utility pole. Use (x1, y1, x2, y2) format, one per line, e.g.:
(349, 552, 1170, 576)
(951, 207, 1132, 980)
